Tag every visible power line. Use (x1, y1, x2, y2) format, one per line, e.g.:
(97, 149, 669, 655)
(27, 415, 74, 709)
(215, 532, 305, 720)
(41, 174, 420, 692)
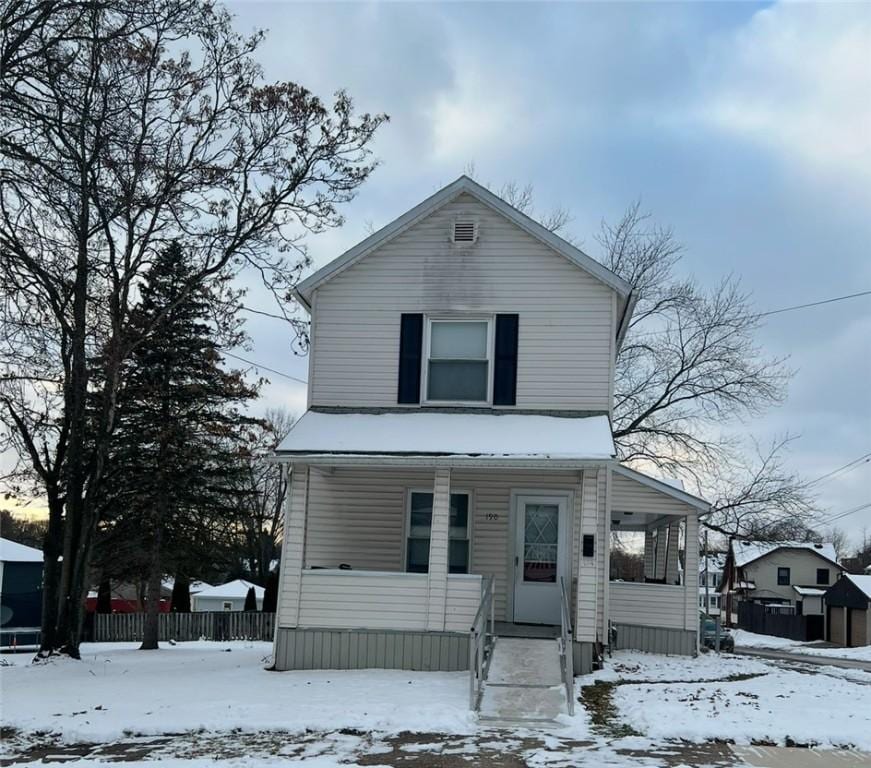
(239, 304, 295, 323)
(222, 351, 308, 385)
(808, 452, 871, 487)
(631, 288, 871, 340)
(757, 290, 871, 318)
(818, 500, 871, 525)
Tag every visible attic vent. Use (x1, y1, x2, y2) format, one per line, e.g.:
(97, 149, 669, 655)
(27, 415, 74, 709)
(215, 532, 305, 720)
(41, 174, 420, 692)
(451, 218, 477, 244)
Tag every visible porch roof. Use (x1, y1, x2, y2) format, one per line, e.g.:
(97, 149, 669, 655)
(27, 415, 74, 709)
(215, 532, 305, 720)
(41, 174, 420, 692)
(275, 410, 615, 462)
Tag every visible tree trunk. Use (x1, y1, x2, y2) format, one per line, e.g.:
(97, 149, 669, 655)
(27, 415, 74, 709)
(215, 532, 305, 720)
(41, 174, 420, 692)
(38, 491, 64, 654)
(140, 528, 163, 650)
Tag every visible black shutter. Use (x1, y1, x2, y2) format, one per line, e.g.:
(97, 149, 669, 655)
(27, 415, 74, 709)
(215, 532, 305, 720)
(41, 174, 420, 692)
(398, 313, 423, 404)
(493, 313, 518, 406)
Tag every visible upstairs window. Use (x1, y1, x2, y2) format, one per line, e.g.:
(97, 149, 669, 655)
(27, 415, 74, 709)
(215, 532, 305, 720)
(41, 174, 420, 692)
(816, 568, 830, 585)
(425, 319, 491, 403)
(777, 567, 790, 586)
(406, 490, 470, 574)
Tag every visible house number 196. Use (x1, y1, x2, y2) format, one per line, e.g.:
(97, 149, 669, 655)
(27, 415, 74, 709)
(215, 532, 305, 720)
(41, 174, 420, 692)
(485, 513, 499, 521)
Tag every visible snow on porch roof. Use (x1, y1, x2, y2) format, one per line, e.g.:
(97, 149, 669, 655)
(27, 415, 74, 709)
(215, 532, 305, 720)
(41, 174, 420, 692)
(275, 411, 616, 460)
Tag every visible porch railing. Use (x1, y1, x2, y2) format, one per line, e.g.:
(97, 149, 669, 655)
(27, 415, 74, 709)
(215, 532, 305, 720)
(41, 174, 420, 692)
(468, 574, 495, 710)
(558, 576, 575, 716)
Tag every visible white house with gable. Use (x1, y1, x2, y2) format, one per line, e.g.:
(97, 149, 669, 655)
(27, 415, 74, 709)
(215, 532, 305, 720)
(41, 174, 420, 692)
(271, 177, 708, 698)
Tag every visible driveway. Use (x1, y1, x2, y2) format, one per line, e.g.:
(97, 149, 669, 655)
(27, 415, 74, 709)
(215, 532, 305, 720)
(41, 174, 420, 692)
(733, 646, 871, 672)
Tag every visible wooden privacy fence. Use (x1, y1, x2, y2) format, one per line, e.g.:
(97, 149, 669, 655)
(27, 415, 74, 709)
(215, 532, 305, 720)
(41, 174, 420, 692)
(93, 611, 275, 642)
(737, 602, 823, 642)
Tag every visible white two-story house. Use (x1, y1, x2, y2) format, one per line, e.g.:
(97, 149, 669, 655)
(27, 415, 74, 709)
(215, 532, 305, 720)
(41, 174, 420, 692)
(272, 176, 706, 685)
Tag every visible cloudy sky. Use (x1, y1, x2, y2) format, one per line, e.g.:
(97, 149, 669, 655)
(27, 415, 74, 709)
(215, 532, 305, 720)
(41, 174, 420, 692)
(227, 1, 871, 543)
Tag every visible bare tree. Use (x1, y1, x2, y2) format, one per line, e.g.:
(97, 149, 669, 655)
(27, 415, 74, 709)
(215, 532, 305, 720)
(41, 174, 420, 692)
(597, 204, 815, 536)
(238, 408, 295, 584)
(0, 0, 386, 656)
(466, 181, 815, 537)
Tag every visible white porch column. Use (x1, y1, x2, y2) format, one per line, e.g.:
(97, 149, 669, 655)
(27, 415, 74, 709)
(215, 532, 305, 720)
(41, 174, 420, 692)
(684, 513, 699, 639)
(576, 469, 599, 643)
(643, 530, 656, 580)
(426, 468, 451, 631)
(277, 464, 309, 628)
(665, 521, 681, 585)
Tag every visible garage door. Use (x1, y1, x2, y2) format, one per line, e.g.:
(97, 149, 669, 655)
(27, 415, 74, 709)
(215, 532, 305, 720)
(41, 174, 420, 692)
(829, 606, 845, 645)
(850, 609, 868, 647)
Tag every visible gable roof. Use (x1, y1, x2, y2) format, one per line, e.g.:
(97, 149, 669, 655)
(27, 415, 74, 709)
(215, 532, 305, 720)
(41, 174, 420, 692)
(846, 574, 871, 600)
(732, 540, 841, 569)
(294, 176, 635, 341)
(0, 537, 42, 563)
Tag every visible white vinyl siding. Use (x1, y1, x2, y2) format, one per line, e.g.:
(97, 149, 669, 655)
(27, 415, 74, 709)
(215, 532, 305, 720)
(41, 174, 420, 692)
(610, 582, 688, 631)
(298, 465, 580, 623)
(309, 194, 615, 411)
(295, 569, 481, 632)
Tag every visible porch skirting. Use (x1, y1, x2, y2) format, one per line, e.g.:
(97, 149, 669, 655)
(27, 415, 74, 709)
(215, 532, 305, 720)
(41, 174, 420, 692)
(611, 623, 697, 656)
(273, 627, 470, 672)
(572, 641, 595, 675)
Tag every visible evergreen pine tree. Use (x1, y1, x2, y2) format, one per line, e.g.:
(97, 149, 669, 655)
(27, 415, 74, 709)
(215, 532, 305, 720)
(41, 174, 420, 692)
(103, 242, 258, 649)
(243, 586, 257, 612)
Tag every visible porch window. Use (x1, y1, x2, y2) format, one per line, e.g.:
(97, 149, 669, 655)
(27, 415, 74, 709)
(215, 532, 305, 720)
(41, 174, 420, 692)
(425, 318, 491, 403)
(777, 567, 790, 586)
(406, 490, 470, 574)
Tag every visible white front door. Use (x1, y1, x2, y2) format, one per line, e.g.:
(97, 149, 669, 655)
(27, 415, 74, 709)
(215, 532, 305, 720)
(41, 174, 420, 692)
(513, 494, 569, 625)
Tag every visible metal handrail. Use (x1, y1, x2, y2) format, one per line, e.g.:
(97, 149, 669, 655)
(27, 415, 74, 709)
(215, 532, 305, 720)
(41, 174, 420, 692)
(559, 576, 575, 716)
(469, 574, 495, 710)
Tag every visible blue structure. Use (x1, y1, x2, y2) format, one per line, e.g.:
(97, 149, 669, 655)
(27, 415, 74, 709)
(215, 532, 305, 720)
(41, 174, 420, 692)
(1, 537, 43, 647)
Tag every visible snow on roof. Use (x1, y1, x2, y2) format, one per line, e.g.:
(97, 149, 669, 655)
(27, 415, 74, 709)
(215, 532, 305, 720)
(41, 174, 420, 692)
(193, 579, 264, 600)
(699, 553, 727, 572)
(275, 411, 615, 460)
(733, 540, 839, 568)
(793, 586, 826, 597)
(846, 574, 871, 600)
(0, 537, 42, 563)
(162, 578, 212, 595)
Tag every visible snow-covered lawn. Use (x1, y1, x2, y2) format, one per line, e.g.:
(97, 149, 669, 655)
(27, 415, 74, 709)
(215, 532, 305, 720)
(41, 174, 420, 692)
(3, 641, 871, 764)
(583, 650, 871, 750)
(0, 640, 475, 744)
(734, 629, 871, 662)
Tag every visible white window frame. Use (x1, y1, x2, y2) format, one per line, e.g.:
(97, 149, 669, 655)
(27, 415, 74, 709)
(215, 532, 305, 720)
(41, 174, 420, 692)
(222, 601, 233, 611)
(422, 315, 494, 406)
(404, 488, 473, 574)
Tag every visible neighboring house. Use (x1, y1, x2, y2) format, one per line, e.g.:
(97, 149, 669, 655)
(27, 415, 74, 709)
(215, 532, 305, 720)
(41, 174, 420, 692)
(271, 176, 707, 677)
(86, 578, 212, 613)
(191, 579, 264, 612)
(699, 553, 726, 615)
(721, 540, 844, 625)
(0, 537, 43, 646)
(824, 574, 871, 647)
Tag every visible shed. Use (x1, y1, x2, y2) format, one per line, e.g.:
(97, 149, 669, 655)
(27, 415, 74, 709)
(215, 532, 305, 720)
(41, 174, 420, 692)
(824, 574, 871, 647)
(0, 537, 44, 646)
(191, 579, 264, 612)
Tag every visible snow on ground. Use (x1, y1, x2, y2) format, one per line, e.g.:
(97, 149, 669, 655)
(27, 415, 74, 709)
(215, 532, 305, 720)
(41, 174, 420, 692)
(734, 630, 871, 662)
(587, 650, 871, 751)
(0, 641, 475, 744)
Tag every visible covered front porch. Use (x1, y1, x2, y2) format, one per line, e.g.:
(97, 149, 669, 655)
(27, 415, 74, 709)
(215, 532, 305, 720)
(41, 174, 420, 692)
(273, 460, 605, 674)
(271, 411, 703, 681)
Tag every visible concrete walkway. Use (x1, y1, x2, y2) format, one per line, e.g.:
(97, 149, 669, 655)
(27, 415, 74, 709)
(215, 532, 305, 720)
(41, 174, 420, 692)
(733, 646, 871, 672)
(477, 637, 567, 727)
(731, 745, 871, 767)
